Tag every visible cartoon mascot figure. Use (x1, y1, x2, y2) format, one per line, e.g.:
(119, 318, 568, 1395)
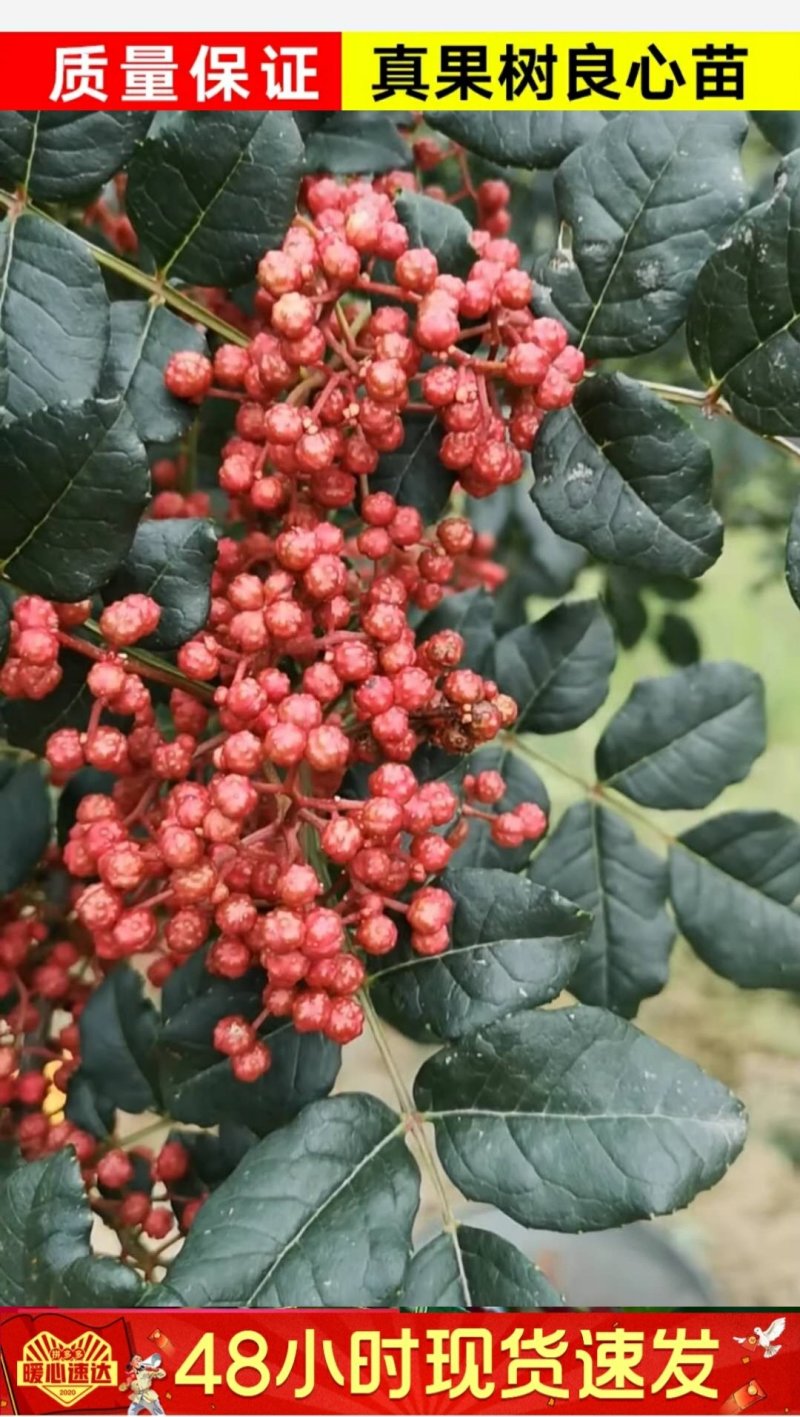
(119, 1352, 167, 1416)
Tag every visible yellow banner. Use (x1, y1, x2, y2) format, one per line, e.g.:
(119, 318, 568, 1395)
(343, 32, 799, 109)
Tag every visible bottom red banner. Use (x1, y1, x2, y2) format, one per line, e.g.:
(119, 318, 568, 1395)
(0, 1308, 796, 1415)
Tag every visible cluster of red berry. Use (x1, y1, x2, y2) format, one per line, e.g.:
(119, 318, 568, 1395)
(95, 1137, 203, 1242)
(0, 593, 90, 701)
(36, 535, 545, 1069)
(165, 173, 582, 507)
(0, 901, 204, 1252)
(2, 170, 562, 1116)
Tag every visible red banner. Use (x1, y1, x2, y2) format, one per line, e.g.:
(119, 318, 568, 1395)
(0, 34, 341, 108)
(0, 1308, 797, 1414)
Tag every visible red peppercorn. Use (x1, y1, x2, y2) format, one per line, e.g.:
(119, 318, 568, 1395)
(164, 351, 213, 400)
(97, 1148, 135, 1190)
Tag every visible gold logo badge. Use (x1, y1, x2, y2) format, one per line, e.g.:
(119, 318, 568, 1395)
(16, 1329, 118, 1408)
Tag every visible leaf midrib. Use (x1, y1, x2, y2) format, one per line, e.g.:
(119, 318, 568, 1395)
(160, 122, 259, 277)
(601, 682, 759, 789)
(245, 1124, 403, 1305)
(0, 403, 123, 576)
(22, 111, 41, 194)
(0, 207, 20, 333)
(578, 119, 694, 351)
(672, 834, 800, 925)
(369, 928, 578, 985)
(509, 607, 597, 723)
(557, 406, 718, 564)
(426, 1107, 738, 1127)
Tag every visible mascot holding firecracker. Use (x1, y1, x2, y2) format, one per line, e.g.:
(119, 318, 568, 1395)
(119, 1352, 167, 1416)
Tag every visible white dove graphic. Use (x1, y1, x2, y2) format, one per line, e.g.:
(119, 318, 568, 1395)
(733, 1318, 785, 1358)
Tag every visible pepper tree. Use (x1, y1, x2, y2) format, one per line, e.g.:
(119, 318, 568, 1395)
(0, 107, 798, 1309)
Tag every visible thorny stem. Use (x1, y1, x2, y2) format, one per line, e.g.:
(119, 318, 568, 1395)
(116, 1116, 174, 1150)
(359, 991, 470, 1290)
(83, 620, 216, 705)
(55, 625, 211, 704)
(507, 735, 676, 848)
(637, 378, 800, 467)
(0, 189, 249, 348)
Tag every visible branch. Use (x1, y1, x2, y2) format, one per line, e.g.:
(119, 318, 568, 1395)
(81, 620, 216, 704)
(0, 189, 249, 348)
(358, 992, 471, 1296)
(638, 378, 800, 468)
(506, 735, 675, 849)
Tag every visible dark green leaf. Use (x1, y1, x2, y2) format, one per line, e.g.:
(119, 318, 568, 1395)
(0, 399, 149, 599)
(457, 744, 549, 872)
(537, 114, 747, 356)
(427, 113, 606, 169)
(604, 567, 648, 649)
(750, 112, 800, 154)
(529, 802, 675, 1017)
(148, 1094, 419, 1306)
(787, 496, 800, 611)
(371, 868, 587, 1042)
(0, 1149, 140, 1304)
(368, 413, 453, 522)
(649, 573, 701, 604)
(160, 1016, 340, 1135)
(670, 811, 800, 988)
(532, 374, 722, 579)
(0, 582, 11, 665)
(79, 965, 160, 1115)
(507, 490, 587, 597)
(305, 112, 412, 174)
(495, 599, 615, 734)
(0, 213, 109, 420)
(158, 951, 340, 1133)
(102, 518, 217, 651)
(65, 1069, 116, 1140)
(0, 1144, 19, 1181)
(688, 152, 800, 437)
(101, 302, 207, 443)
(492, 570, 541, 637)
(415, 1005, 746, 1232)
(417, 587, 495, 674)
(169, 1122, 257, 1190)
(470, 488, 587, 614)
(403, 1225, 563, 1307)
(191, 390, 237, 490)
(59, 1255, 143, 1306)
(0, 112, 150, 200)
(465, 484, 515, 541)
(596, 661, 766, 809)
(0, 762, 50, 893)
(395, 191, 474, 279)
(657, 612, 701, 667)
(127, 112, 304, 286)
(0, 1150, 87, 1303)
(291, 112, 330, 140)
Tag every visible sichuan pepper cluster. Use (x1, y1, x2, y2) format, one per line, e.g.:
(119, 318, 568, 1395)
(0, 167, 582, 1240)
